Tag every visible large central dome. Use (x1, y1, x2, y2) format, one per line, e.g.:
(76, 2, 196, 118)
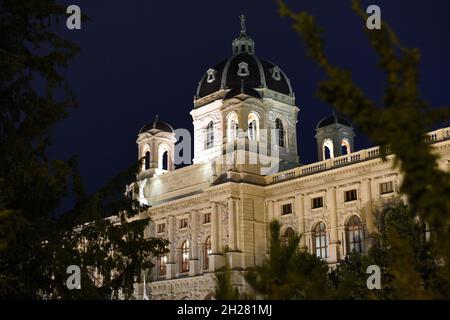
(195, 15, 293, 101)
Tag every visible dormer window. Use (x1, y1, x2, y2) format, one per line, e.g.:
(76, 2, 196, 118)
(270, 66, 281, 81)
(206, 68, 217, 83)
(237, 62, 249, 77)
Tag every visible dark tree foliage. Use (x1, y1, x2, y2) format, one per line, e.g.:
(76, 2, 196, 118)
(277, 0, 450, 281)
(331, 204, 450, 299)
(244, 221, 331, 299)
(0, 0, 167, 299)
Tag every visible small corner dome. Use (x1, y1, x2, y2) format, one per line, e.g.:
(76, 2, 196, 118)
(139, 115, 175, 134)
(316, 115, 352, 129)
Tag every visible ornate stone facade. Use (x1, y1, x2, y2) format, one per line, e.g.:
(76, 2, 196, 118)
(128, 17, 450, 300)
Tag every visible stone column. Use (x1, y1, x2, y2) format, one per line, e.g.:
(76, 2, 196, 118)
(362, 178, 375, 233)
(210, 202, 224, 270)
(189, 210, 199, 276)
(267, 200, 274, 223)
(362, 178, 376, 250)
(228, 198, 236, 251)
(167, 215, 176, 279)
(295, 193, 306, 250)
(226, 198, 243, 269)
(327, 187, 340, 262)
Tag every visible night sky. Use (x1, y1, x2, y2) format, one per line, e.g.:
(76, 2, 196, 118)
(49, 0, 450, 194)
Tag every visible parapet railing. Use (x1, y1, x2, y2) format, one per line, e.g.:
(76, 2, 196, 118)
(270, 126, 450, 184)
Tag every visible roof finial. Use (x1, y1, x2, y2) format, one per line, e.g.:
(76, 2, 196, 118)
(239, 14, 246, 35)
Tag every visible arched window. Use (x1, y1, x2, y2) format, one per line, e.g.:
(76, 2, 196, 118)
(203, 236, 212, 270)
(275, 118, 285, 147)
(322, 139, 334, 160)
(341, 139, 351, 155)
(157, 255, 167, 277)
(180, 240, 190, 273)
(227, 113, 239, 142)
(248, 112, 259, 141)
(162, 151, 168, 170)
(144, 151, 151, 170)
(346, 216, 363, 254)
(281, 227, 295, 246)
(206, 121, 214, 149)
(314, 222, 328, 259)
(158, 144, 170, 172)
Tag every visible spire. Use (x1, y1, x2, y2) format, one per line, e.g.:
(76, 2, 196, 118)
(232, 14, 255, 55)
(240, 14, 246, 35)
(152, 114, 159, 129)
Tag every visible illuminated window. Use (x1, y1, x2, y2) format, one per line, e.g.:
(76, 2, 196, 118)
(227, 113, 239, 142)
(203, 236, 212, 270)
(248, 112, 259, 141)
(347, 216, 363, 254)
(314, 222, 328, 259)
(180, 241, 190, 273)
(157, 255, 167, 277)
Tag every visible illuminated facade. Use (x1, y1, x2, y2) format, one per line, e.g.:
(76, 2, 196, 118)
(128, 17, 450, 300)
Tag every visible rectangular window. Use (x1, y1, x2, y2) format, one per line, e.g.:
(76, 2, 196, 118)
(179, 218, 188, 229)
(311, 197, 324, 209)
(281, 203, 292, 215)
(344, 189, 358, 202)
(157, 223, 166, 234)
(380, 181, 394, 195)
(204, 213, 211, 224)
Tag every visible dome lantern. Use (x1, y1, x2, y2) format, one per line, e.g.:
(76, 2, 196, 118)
(232, 15, 255, 55)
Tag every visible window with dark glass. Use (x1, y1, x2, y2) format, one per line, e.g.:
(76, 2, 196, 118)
(206, 121, 214, 149)
(275, 118, 285, 147)
(144, 151, 151, 170)
(281, 203, 292, 215)
(204, 213, 211, 224)
(311, 197, 323, 209)
(157, 223, 166, 234)
(344, 189, 358, 202)
(179, 218, 188, 229)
